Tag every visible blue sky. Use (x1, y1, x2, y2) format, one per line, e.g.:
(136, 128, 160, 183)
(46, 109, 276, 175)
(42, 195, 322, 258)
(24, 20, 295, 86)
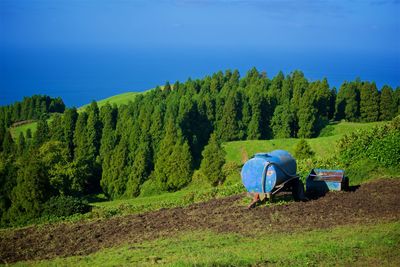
(1, 0, 399, 106)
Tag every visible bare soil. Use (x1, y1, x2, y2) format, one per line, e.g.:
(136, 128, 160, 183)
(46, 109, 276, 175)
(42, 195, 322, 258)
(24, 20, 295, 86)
(1, 178, 399, 264)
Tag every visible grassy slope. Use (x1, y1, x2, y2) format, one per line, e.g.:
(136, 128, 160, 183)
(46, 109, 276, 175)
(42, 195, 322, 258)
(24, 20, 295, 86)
(10, 90, 150, 137)
(224, 121, 386, 164)
(17, 222, 400, 266)
(10, 121, 38, 139)
(78, 91, 141, 111)
(9, 115, 60, 139)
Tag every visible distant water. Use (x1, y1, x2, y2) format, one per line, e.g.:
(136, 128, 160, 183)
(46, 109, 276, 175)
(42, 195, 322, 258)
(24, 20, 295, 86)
(1, 46, 399, 107)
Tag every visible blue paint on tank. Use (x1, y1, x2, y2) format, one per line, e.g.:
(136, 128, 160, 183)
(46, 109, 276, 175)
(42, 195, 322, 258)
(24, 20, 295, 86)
(241, 150, 297, 193)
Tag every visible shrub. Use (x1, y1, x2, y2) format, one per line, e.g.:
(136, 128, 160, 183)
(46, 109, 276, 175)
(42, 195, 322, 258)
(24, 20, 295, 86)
(294, 139, 315, 159)
(42, 195, 91, 217)
(337, 116, 400, 168)
(139, 178, 164, 197)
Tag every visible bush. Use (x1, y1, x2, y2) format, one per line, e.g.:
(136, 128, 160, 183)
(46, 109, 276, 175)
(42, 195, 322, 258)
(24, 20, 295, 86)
(294, 139, 315, 159)
(42, 195, 91, 217)
(222, 161, 241, 186)
(139, 178, 164, 197)
(338, 116, 400, 168)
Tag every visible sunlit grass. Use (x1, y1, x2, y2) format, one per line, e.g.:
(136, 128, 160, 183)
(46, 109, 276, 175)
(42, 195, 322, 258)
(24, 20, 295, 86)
(18, 221, 400, 267)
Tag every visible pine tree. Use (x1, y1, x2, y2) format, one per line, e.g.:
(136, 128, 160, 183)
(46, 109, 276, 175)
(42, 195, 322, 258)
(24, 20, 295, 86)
(200, 133, 226, 186)
(17, 132, 26, 155)
(49, 113, 64, 142)
(216, 92, 241, 141)
(125, 138, 152, 197)
(73, 112, 88, 162)
(33, 118, 50, 147)
(2, 130, 14, 154)
(99, 104, 117, 196)
(271, 104, 294, 138)
(166, 140, 193, 191)
(72, 112, 90, 193)
(246, 92, 262, 140)
(344, 82, 360, 121)
(8, 155, 50, 223)
(63, 108, 78, 158)
(103, 137, 129, 198)
(379, 85, 396, 121)
(153, 118, 177, 190)
(86, 101, 102, 160)
(0, 121, 5, 151)
(360, 82, 380, 122)
(297, 88, 318, 138)
(26, 128, 32, 139)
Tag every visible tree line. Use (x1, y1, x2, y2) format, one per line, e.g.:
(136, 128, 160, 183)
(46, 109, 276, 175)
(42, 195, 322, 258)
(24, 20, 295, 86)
(0, 69, 399, 226)
(0, 95, 65, 149)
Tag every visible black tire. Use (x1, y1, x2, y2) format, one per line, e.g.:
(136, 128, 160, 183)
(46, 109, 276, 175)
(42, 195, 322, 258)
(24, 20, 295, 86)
(292, 179, 306, 201)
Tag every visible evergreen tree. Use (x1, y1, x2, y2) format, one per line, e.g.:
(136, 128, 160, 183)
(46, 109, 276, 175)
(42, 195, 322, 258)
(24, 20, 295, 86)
(335, 82, 360, 121)
(297, 87, 318, 138)
(246, 92, 262, 140)
(99, 104, 117, 196)
(86, 101, 102, 159)
(216, 92, 241, 141)
(8, 155, 50, 223)
(33, 118, 50, 147)
(344, 82, 360, 121)
(379, 85, 396, 121)
(17, 132, 26, 155)
(38, 141, 71, 195)
(200, 133, 226, 186)
(104, 137, 129, 198)
(360, 82, 380, 122)
(395, 87, 400, 116)
(63, 108, 78, 158)
(26, 128, 32, 139)
(2, 130, 14, 154)
(73, 112, 88, 162)
(166, 140, 193, 191)
(153, 118, 177, 190)
(49, 113, 64, 142)
(125, 139, 152, 197)
(271, 104, 294, 138)
(149, 103, 165, 156)
(0, 121, 5, 151)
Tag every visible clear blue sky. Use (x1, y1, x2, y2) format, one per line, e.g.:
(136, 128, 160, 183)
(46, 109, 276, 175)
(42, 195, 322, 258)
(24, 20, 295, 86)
(1, 0, 399, 106)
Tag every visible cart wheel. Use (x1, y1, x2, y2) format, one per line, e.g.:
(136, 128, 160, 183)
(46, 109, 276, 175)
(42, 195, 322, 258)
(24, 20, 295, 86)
(292, 179, 306, 201)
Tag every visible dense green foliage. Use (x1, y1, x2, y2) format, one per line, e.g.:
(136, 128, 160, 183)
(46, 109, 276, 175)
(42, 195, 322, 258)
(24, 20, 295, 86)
(338, 115, 400, 169)
(0, 69, 399, 227)
(42, 195, 91, 217)
(200, 133, 226, 186)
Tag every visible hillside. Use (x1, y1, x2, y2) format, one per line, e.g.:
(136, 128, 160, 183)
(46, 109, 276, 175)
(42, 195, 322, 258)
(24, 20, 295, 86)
(1, 178, 399, 265)
(8, 90, 148, 137)
(78, 91, 142, 111)
(224, 121, 386, 164)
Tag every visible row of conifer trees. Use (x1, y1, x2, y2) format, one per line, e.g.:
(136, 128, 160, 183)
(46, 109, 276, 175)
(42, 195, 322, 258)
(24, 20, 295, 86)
(0, 68, 399, 225)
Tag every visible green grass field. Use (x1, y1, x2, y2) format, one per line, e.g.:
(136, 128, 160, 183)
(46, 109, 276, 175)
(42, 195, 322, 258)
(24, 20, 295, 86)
(9, 114, 60, 139)
(224, 121, 386, 164)
(78, 91, 141, 111)
(10, 121, 38, 139)
(15, 221, 400, 266)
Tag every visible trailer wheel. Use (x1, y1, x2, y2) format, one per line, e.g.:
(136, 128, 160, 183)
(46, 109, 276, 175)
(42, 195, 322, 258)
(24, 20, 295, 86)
(292, 179, 306, 201)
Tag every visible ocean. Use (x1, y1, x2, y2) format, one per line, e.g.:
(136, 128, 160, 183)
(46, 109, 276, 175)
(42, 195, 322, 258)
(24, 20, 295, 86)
(1, 46, 399, 107)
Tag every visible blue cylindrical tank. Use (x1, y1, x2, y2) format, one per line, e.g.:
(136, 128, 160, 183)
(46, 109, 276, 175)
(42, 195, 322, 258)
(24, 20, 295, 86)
(241, 150, 297, 193)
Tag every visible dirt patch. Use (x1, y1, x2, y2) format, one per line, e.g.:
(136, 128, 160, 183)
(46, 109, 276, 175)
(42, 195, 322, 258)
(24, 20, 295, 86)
(1, 178, 400, 264)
